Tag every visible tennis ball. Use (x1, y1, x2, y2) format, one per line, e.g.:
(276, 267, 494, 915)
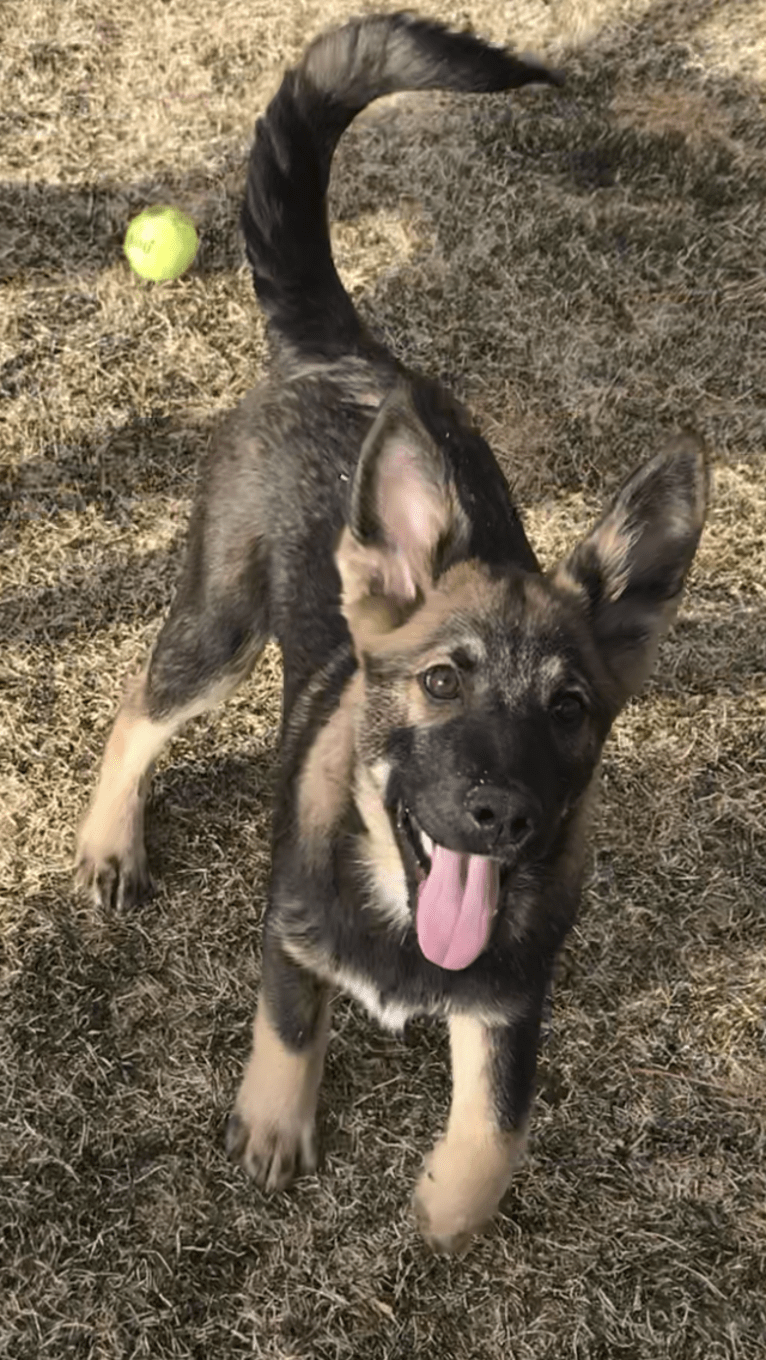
(124, 205, 199, 281)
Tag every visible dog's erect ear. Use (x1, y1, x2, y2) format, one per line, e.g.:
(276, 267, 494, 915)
(336, 382, 469, 637)
(553, 433, 708, 703)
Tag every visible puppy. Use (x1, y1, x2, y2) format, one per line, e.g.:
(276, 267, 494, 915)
(76, 14, 707, 1252)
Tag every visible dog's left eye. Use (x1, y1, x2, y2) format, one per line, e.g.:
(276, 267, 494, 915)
(550, 691, 586, 727)
(422, 665, 461, 701)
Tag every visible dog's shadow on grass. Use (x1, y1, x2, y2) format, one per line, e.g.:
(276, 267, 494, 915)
(0, 411, 208, 644)
(1, 406, 204, 522)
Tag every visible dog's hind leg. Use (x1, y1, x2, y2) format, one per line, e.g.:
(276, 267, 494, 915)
(414, 1009, 541, 1253)
(75, 521, 270, 909)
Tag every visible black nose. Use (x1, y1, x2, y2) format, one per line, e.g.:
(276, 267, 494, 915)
(464, 784, 541, 851)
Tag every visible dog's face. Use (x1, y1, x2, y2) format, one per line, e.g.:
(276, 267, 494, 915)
(336, 380, 707, 969)
(352, 564, 612, 968)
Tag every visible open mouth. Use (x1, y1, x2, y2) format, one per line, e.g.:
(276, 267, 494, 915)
(398, 804, 434, 881)
(397, 803, 502, 973)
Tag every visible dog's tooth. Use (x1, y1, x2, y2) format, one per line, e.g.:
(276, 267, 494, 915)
(421, 831, 433, 856)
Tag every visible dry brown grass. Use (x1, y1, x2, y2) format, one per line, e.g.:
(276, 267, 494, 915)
(2, 1, 765, 1356)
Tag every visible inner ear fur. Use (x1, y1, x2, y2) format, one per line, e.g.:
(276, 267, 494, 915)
(553, 432, 708, 702)
(336, 381, 470, 643)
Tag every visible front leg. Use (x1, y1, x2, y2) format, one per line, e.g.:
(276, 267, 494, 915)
(227, 931, 330, 1192)
(414, 1006, 542, 1253)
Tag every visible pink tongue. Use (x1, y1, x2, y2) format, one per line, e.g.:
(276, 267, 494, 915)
(416, 845, 499, 971)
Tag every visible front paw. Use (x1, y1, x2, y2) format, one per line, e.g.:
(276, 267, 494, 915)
(75, 813, 151, 910)
(413, 1134, 519, 1254)
(226, 1106, 316, 1193)
(227, 993, 329, 1192)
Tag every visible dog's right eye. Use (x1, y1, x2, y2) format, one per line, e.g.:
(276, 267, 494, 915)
(422, 665, 461, 701)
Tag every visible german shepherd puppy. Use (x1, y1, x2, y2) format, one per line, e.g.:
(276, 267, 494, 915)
(76, 14, 707, 1251)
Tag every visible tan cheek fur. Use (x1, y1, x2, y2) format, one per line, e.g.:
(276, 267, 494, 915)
(354, 761, 410, 928)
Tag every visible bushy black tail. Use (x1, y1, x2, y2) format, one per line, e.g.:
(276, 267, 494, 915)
(241, 13, 562, 359)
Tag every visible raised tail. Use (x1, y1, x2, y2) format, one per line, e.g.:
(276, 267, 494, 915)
(241, 13, 562, 360)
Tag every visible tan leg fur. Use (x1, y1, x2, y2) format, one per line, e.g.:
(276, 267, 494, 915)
(75, 670, 168, 905)
(75, 665, 257, 906)
(414, 1014, 528, 1253)
(228, 992, 331, 1192)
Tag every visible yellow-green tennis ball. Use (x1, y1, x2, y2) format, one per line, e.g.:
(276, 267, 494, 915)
(124, 205, 198, 281)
